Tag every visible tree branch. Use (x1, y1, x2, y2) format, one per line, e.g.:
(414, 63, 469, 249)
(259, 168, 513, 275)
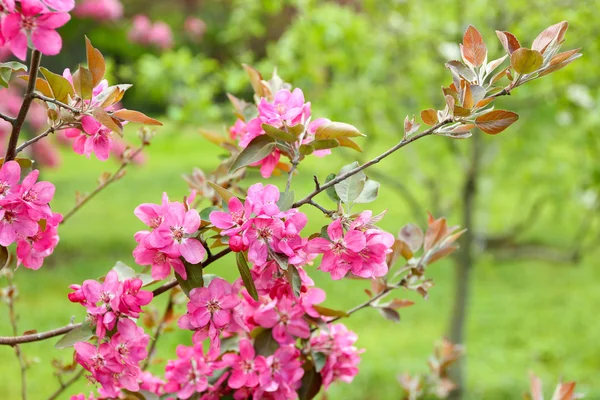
(46, 368, 84, 400)
(142, 294, 174, 370)
(5, 50, 42, 161)
(32, 93, 81, 114)
(6, 272, 28, 400)
(0, 111, 15, 124)
(14, 126, 58, 155)
(292, 120, 452, 208)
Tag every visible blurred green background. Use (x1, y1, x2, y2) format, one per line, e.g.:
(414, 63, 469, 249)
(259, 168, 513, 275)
(1, 0, 599, 399)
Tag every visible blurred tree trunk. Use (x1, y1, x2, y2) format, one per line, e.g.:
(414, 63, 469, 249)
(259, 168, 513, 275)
(448, 132, 480, 399)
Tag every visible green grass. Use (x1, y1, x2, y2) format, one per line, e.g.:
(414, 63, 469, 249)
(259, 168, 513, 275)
(0, 122, 598, 399)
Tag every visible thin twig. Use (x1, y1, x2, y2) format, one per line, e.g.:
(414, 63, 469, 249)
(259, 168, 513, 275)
(46, 368, 84, 400)
(5, 50, 42, 161)
(32, 93, 81, 114)
(285, 161, 298, 193)
(0, 111, 15, 124)
(292, 120, 452, 208)
(142, 294, 174, 370)
(6, 272, 28, 399)
(15, 126, 57, 155)
(307, 200, 334, 216)
(61, 145, 146, 225)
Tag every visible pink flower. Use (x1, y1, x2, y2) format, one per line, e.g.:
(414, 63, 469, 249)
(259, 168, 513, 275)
(164, 344, 223, 399)
(148, 21, 173, 50)
(74, 341, 122, 388)
(110, 318, 149, 367)
(74, 0, 123, 21)
(222, 339, 262, 389)
(41, 0, 74, 12)
(16, 211, 62, 270)
(81, 270, 122, 338)
(310, 323, 363, 389)
(229, 119, 247, 141)
(258, 88, 307, 127)
(133, 242, 186, 280)
(146, 201, 205, 264)
(184, 16, 205, 42)
(307, 219, 367, 280)
(119, 277, 153, 318)
(0, 203, 39, 246)
(245, 217, 284, 267)
(178, 278, 246, 352)
(0, 160, 21, 198)
(253, 295, 310, 345)
(246, 183, 280, 216)
(12, 168, 55, 220)
(138, 371, 165, 395)
(1, 0, 71, 60)
(210, 196, 251, 236)
(255, 345, 304, 397)
(65, 116, 112, 161)
(128, 15, 151, 44)
(305, 118, 332, 157)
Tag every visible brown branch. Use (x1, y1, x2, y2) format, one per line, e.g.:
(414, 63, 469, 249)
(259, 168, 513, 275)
(15, 126, 58, 155)
(0, 323, 82, 346)
(32, 93, 81, 114)
(46, 368, 84, 400)
(5, 50, 42, 161)
(292, 120, 452, 209)
(6, 272, 28, 399)
(142, 293, 174, 370)
(61, 145, 146, 225)
(0, 111, 15, 124)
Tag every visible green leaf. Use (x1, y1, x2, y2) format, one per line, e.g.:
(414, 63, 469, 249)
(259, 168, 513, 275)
(39, 67, 74, 104)
(354, 179, 380, 204)
(253, 328, 278, 356)
(1, 61, 27, 72)
(324, 173, 341, 203)
(230, 135, 276, 173)
(334, 162, 366, 204)
(236, 252, 258, 300)
(0, 67, 11, 88)
(312, 305, 349, 318)
(510, 48, 543, 74)
(299, 144, 314, 156)
(313, 352, 327, 373)
(262, 124, 296, 142)
(175, 261, 204, 298)
(207, 181, 238, 203)
(277, 191, 294, 211)
(298, 363, 323, 400)
(200, 206, 220, 221)
(55, 321, 94, 349)
(112, 261, 136, 280)
(336, 137, 363, 152)
(122, 389, 159, 400)
(271, 251, 288, 271)
(309, 139, 339, 151)
(288, 124, 305, 137)
(315, 121, 364, 140)
(0, 246, 9, 271)
(286, 265, 302, 297)
(72, 66, 93, 100)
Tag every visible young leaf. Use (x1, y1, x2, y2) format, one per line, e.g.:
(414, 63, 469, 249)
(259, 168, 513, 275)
(315, 121, 364, 140)
(399, 223, 424, 252)
(420, 109, 438, 126)
(39, 67, 74, 103)
(461, 25, 487, 67)
(298, 363, 322, 400)
(310, 139, 339, 150)
(200, 206, 220, 221)
(475, 110, 519, 135)
(175, 261, 204, 298)
(207, 181, 237, 202)
(336, 137, 363, 152)
(510, 48, 543, 74)
(19, 76, 53, 98)
(95, 84, 131, 108)
(1, 61, 27, 72)
(496, 31, 521, 55)
(262, 124, 296, 142)
(378, 307, 401, 323)
(253, 328, 278, 356)
(313, 352, 327, 373)
(237, 252, 258, 300)
(313, 305, 349, 318)
(230, 135, 276, 173)
(277, 191, 294, 211)
(0, 246, 9, 271)
(0, 67, 11, 88)
(334, 162, 366, 204)
(354, 179, 380, 204)
(242, 64, 265, 98)
(54, 321, 94, 349)
(445, 60, 477, 82)
(532, 21, 568, 54)
(112, 109, 162, 126)
(93, 107, 123, 135)
(85, 37, 106, 87)
(324, 173, 341, 203)
(72, 66, 93, 100)
(286, 264, 302, 297)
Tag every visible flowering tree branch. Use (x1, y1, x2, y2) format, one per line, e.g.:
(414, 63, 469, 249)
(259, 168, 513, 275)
(4, 50, 42, 161)
(46, 369, 85, 400)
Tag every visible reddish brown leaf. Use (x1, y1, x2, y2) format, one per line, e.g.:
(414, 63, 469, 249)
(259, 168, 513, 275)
(93, 107, 123, 135)
(461, 25, 487, 67)
(550, 48, 580, 65)
(538, 52, 582, 77)
(19, 76, 53, 98)
(551, 382, 576, 400)
(420, 109, 438, 126)
(389, 299, 415, 309)
(532, 21, 568, 54)
(495, 31, 521, 54)
(475, 98, 494, 108)
(112, 109, 163, 126)
(428, 245, 458, 264)
(475, 110, 519, 135)
(398, 223, 424, 252)
(85, 37, 105, 87)
(424, 216, 448, 252)
(529, 373, 543, 400)
(242, 64, 265, 98)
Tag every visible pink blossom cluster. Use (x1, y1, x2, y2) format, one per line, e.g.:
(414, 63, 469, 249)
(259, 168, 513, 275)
(310, 323, 363, 389)
(229, 88, 331, 178)
(184, 16, 205, 43)
(307, 211, 395, 279)
(128, 15, 173, 50)
(133, 192, 206, 280)
(0, 0, 73, 60)
(68, 269, 153, 339)
(73, 0, 122, 21)
(0, 160, 60, 269)
(74, 318, 150, 398)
